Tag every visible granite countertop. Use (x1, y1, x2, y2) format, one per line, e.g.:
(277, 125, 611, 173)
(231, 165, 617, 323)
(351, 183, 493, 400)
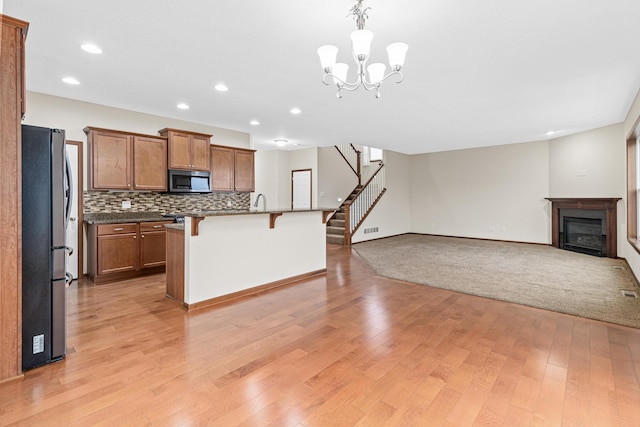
(84, 208, 338, 224)
(181, 208, 336, 217)
(83, 212, 169, 224)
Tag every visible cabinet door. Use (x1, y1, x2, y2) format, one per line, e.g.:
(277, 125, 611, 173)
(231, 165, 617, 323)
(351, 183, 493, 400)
(97, 234, 138, 275)
(91, 131, 131, 190)
(133, 136, 167, 191)
(192, 135, 211, 171)
(210, 146, 234, 191)
(234, 150, 255, 192)
(168, 132, 192, 170)
(140, 230, 167, 268)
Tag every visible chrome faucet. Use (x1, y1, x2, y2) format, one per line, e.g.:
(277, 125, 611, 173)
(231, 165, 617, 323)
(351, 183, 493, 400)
(253, 193, 266, 211)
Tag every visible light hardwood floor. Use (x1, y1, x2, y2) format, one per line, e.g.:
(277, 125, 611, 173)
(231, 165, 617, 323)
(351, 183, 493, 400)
(2, 244, 640, 426)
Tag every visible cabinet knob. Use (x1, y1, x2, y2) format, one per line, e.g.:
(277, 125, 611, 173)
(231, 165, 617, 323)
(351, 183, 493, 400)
(127, 184, 131, 187)
(133, 235, 136, 239)
(141, 234, 145, 238)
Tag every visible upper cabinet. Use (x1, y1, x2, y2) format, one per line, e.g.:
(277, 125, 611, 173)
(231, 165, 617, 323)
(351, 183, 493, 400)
(159, 128, 211, 171)
(234, 149, 255, 192)
(210, 145, 255, 192)
(85, 127, 167, 191)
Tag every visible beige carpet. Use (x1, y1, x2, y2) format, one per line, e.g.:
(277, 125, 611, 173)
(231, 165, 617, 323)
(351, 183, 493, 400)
(353, 234, 640, 328)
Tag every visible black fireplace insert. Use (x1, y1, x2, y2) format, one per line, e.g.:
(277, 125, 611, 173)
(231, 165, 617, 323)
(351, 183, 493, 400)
(561, 216, 605, 257)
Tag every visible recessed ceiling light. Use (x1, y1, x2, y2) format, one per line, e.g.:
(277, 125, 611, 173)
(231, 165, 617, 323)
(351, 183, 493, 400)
(274, 139, 288, 147)
(250, 120, 260, 126)
(214, 84, 229, 92)
(177, 103, 190, 110)
(81, 43, 102, 54)
(62, 77, 80, 85)
(290, 108, 301, 115)
(546, 130, 556, 136)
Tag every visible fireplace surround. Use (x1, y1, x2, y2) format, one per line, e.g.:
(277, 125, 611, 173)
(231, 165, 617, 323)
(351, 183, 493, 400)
(546, 198, 621, 258)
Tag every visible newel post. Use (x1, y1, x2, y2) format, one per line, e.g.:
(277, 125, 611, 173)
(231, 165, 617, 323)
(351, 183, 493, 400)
(343, 201, 352, 246)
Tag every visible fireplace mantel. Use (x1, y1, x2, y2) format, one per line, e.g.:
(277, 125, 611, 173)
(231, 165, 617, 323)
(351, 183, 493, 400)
(545, 198, 621, 258)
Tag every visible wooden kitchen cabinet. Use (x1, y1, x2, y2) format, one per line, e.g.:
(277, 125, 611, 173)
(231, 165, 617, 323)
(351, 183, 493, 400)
(87, 220, 173, 284)
(159, 128, 212, 171)
(133, 136, 167, 191)
(140, 222, 170, 268)
(85, 127, 167, 191)
(210, 145, 255, 192)
(210, 146, 234, 191)
(234, 149, 255, 192)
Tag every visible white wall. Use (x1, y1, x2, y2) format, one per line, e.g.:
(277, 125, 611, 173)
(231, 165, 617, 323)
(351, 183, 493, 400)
(317, 146, 358, 208)
(549, 124, 626, 257)
(410, 140, 551, 244)
(352, 150, 412, 243)
(549, 124, 625, 198)
(253, 150, 290, 210)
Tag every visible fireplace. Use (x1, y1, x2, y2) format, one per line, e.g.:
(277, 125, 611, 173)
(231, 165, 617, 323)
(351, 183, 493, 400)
(562, 217, 605, 256)
(546, 198, 621, 258)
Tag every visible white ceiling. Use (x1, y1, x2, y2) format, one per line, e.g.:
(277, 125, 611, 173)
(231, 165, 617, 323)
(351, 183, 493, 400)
(5, 0, 640, 154)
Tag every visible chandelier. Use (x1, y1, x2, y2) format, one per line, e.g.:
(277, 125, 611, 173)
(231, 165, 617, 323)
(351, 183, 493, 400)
(317, 0, 408, 98)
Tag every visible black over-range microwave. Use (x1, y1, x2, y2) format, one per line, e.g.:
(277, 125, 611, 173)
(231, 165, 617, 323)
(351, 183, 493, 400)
(168, 169, 212, 193)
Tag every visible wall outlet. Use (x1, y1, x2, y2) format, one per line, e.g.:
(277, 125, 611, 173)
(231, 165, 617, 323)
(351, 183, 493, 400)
(488, 225, 495, 232)
(122, 200, 131, 209)
(227, 200, 232, 207)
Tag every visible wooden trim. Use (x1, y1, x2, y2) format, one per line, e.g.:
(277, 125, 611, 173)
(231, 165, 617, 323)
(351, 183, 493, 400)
(627, 138, 639, 255)
(157, 128, 213, 139)
(0, 13, 29, 382)
(334, 146, 359, 178)
(67, 141, 84, 278)
(191, 216, 205, 236)
(545, 198, 622, 258)
(269, 213, 283, 228)
(83, 126, 168, 141)
(91, 265, 165, 285)
(183, 269, 327, 311)
(322, 210, 335, 224)
(210, 143, 255, 153)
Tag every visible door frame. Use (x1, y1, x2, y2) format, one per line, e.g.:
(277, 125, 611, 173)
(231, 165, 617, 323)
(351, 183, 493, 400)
(291, 168, 312, 209)
(67, 140, 84, 278)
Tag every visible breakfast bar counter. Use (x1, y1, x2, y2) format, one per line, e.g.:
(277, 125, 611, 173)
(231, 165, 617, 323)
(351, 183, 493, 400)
(165, 208, 335, 310)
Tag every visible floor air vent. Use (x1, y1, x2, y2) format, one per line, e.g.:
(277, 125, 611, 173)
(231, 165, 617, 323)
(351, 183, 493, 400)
(621, 290, 638, 298)
(613, 266, 625, 270)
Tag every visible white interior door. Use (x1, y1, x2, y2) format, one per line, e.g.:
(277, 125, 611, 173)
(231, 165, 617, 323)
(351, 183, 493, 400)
(292, 169, 312, 209)
(66, 143, 79, 279)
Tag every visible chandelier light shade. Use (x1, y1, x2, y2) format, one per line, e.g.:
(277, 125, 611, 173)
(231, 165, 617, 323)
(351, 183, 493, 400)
(318, 0, 408, 98)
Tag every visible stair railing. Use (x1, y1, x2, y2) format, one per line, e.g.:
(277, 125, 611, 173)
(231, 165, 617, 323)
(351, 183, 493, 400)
(335, 144, 362, 185)
(343, 162, 386, 245)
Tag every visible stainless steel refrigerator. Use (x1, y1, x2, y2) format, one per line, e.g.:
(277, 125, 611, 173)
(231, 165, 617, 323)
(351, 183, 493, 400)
(22, 124, 72, 370)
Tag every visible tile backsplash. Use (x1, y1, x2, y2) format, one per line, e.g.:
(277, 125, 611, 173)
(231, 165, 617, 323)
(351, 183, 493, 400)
(83, 191, 250, 214)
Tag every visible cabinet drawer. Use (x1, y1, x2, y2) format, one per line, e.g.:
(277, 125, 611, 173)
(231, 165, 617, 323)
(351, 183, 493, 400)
(140, 221, 172, 232)
(97, 223, 137, 235)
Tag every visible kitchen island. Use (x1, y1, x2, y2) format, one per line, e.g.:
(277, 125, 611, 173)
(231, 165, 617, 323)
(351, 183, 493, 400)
(166, 209, 335, 310)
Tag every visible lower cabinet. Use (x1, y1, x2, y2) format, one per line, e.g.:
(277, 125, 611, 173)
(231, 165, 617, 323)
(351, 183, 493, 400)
(87, 221, 173, 284)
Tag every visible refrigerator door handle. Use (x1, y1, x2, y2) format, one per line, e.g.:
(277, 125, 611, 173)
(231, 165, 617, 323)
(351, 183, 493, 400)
(64, 152, 73, 229)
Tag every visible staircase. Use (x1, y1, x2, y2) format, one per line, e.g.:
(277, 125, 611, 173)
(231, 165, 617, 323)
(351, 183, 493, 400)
(327, 143, 386, 246)
(326, 186, 361, 245)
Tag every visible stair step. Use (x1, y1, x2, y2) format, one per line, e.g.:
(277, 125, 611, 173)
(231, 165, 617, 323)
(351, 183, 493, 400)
(326, 226, 344, 235)
(334, 213, 345, 220)
(329, 219, 345, 227)
(326, 234, 345, 245)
